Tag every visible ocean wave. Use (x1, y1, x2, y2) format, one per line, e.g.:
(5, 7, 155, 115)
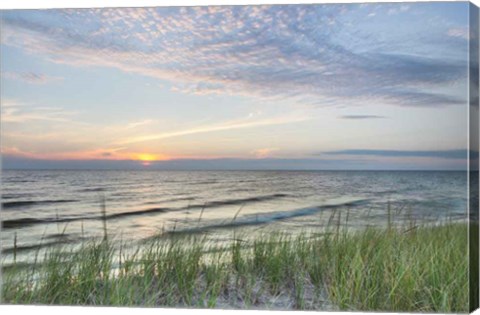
(189, 193, 290, 209)
(2, 238, 76, 254)
(168, 198, 370, 234)
(2, 218, 48, 229)
(77, 187, 107, 192)
(2, 199, 78, 209)
(1, 193, 36, 200)
(143, 196, 196, 205)
(1, 193, 292, 229)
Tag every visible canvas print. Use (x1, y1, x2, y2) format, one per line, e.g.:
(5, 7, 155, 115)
(0, 1, 479, 313)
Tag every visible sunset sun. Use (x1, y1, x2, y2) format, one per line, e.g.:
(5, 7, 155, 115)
(135, 153, 161, 166)
(137, 153, 157, 161)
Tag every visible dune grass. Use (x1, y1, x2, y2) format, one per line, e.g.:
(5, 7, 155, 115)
(1, 215, 469, 312)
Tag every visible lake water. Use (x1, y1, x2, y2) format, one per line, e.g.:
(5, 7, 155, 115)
(0, 170, 468, 265)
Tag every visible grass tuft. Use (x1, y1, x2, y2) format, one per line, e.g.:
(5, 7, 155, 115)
(2, 214, 469, 312)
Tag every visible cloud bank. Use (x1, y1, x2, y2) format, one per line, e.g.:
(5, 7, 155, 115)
(339, 115, 386, 120)
(3, 71, 63, 84)
(323, 149, 471, 160)
(1, 3, 469, 107)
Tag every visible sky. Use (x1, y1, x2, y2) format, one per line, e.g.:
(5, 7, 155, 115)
(0, 2, 474, 170)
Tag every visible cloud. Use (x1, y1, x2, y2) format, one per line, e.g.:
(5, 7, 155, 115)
(447, 27, 469, 40)
(0, 4, 468, 108)
(3, 71, 63, 84)
(1, 145, 132, 161)
(2, 99, 26, 107)
(125, 119, 154, 129)
(1, 99, 77, 123)
(252, 147, 279, 159)
(322, 149, 470, 159)
(379, 89, 465, 107)
(339, 115, 386, 120)
(117, 113, 309, 145)
(387, 5, 410, 15)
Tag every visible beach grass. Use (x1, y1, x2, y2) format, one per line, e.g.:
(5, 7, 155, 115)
(1, 215, 469, 312)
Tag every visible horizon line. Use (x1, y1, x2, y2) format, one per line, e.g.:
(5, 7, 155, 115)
(2, 168, 468, 172)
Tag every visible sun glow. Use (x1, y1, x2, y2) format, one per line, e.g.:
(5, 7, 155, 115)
(133, 153, 168, 166)
(137, 153, 158, 161)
